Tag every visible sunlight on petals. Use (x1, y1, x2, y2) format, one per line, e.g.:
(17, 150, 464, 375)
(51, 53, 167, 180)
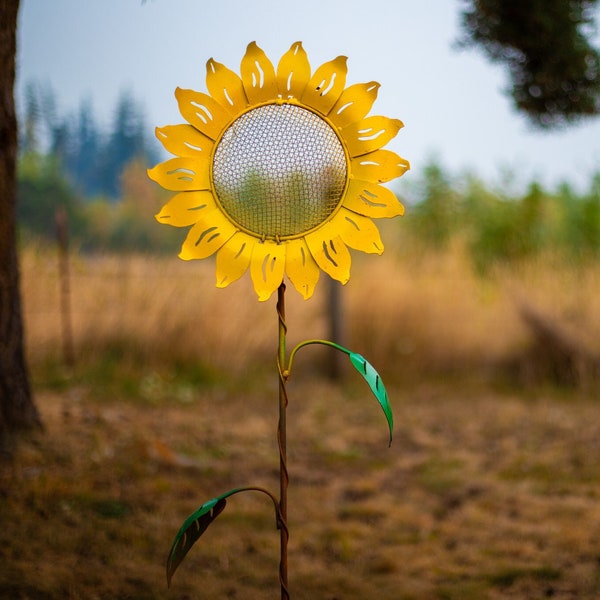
(337, 208, 384, 254)
(155, 124, 214, 158)
(179, 212, 237, 260)
(250, 240, 286, 301)
(343, 179, 405, 218)
(305, 226, 351, 284)
(155, 191, 216, 227)
(350, 149, 410, 183)
(206, 58, 248, 117)
(285, 239, 320, 299)
(175, 88, 232, 141)
(240, 42, 278, 104)
(215, 232, 253, 288)
(302, 56, 347, 115)
(328, 82, 380, 129)
(343, 116, 403, 157)
(147, 157, 211, 191)
(277, 41, 311, 99)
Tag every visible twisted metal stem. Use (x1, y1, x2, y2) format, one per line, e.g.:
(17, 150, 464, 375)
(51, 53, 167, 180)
(276, 283, 290, 600)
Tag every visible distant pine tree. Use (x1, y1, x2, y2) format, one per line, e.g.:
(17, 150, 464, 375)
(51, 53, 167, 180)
(100, 90, 159, 199)
(18, 83, 160, 200)
(65, 98, 102, 197)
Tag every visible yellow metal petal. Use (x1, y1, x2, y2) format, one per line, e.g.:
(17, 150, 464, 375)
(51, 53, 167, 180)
(336, 208, 384, 254)
(147, 157, 210, 191)
(206, 58, 248, 116)
(328, 82, 379, 128)
(240, 41, 278, 104)
(179, 211, 237, 260)
(305, 224, 351, 284)
(175, 88, 231, 140)
(215, 231, 253, 288)
(350, 150, 410, 183)
(285, 239, 320, 300)
(155, 125, 213, 158)
(342, 116, 403, 157)
(343, 179, 405, 219)
(155, 191, 216, 228)
(250, 240, 286, 302)
(302, 56, 347, 115)
(276, 41, 310, 99)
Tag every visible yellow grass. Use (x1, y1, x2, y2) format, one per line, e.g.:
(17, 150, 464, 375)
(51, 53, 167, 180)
(20, 240, 600, 386)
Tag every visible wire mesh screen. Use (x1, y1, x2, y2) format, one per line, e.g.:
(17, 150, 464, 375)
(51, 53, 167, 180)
(212, 103, 347, 238)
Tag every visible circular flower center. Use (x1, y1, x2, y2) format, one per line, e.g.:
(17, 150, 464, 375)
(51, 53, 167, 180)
(212, 103, 347, 238)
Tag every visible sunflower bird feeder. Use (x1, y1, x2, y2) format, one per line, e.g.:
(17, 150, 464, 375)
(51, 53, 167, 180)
(149, 41, 409, 598)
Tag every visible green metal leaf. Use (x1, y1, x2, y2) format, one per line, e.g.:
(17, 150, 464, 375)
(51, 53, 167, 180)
(166, 490, 234, 587)
(348, 351, 394, 446)
(166, 486, 280, 587)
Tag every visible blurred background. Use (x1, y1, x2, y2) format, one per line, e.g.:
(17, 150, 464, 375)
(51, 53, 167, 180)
(15, 0, 600, 389)
(4, 3, 600, 599)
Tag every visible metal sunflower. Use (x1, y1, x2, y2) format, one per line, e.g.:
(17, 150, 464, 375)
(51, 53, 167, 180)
(149, 41, 409, 301)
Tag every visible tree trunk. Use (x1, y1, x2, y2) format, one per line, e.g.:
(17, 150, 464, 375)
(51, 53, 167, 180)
(0, 0, 42, 451)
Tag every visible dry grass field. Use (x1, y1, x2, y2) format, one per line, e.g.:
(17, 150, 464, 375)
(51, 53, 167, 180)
(19, 238, 600, 385)
(2, 243, 600, 599)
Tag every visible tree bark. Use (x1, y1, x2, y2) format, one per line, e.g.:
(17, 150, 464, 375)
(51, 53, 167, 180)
(0, 0, 42, 451)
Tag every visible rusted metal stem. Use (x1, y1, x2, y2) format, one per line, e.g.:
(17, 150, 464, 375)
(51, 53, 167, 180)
(276, 283, 290, 600)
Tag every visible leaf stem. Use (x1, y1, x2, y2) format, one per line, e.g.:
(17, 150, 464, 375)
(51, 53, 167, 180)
(286, 339, 350, 379)
(230, 486, 282, 523)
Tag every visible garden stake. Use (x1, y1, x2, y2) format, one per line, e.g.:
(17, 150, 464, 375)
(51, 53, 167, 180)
(151, 41, 409, 596)
(277, 282, 289, 599)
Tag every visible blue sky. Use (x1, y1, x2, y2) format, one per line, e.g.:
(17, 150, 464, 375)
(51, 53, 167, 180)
(17, 0, 600, 192)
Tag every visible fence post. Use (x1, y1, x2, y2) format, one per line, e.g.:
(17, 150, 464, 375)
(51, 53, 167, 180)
(55, 206, 75, 367)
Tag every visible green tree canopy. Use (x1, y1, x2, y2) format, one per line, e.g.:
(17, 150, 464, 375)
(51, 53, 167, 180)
(460, 0, 600, 128)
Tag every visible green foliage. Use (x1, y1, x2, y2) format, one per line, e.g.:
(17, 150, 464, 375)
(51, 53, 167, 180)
(408, 161, 459, 249)
(561, 174, 600, 257)
(467, 181, 547, 271)
(17, 84, 176, 252)
(17, 153, 179, 252)
(19, 147, 600, 270)
(17, 152, 83, 239)
(403, 159, 600, 271)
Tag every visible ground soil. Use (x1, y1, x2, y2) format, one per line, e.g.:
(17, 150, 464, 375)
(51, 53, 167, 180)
(2, 377, 600, 599)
